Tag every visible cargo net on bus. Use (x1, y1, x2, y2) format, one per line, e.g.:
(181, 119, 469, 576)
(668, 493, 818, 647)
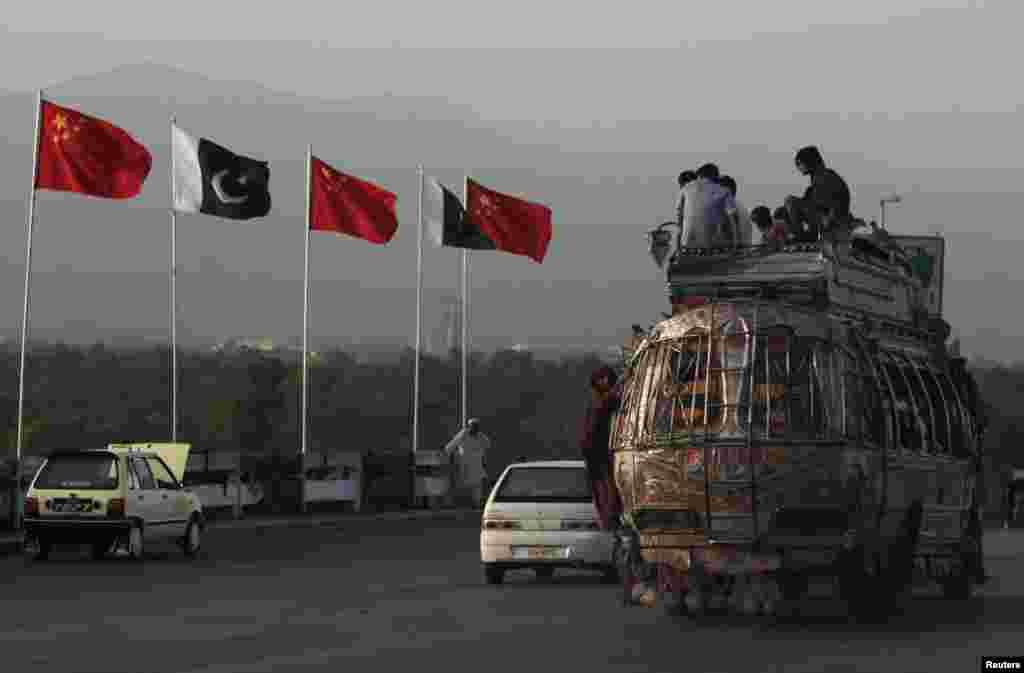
(611, 303, 977, 458)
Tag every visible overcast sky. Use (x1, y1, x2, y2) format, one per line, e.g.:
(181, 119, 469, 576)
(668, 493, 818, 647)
(2, 1, 1014, 120)
(0, 0, 1020, 361)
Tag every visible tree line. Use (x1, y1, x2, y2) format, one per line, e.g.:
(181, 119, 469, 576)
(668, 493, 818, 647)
(0, 343, 608, 474)
(1, 342, 1020, 485)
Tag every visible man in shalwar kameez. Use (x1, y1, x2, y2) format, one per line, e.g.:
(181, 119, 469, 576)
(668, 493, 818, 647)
(580, 366, 623, 530)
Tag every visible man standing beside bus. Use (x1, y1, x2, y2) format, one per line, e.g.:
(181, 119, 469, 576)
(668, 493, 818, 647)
(444, 419, 491, 506)
(580, 366, 624, 530)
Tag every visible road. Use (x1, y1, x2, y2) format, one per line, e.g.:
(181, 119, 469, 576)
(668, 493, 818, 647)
(1, 519, 1022, 673)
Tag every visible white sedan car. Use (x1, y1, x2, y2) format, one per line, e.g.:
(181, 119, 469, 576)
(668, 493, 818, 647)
(480, 460, 617, 585)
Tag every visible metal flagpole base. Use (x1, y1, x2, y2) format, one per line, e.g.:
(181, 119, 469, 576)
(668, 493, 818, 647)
(297, 452, 307, 514)
(12, 462, 23, 531)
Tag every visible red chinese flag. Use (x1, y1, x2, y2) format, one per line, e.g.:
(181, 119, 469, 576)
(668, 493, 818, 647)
(465, 178, 552, 263)
(35, 100, 152, 198)
(309, 157, 398, 244)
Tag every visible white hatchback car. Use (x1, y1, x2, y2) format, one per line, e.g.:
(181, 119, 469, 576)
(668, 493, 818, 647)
(480, 460, 617, 585)
(23, 442, 204, 561)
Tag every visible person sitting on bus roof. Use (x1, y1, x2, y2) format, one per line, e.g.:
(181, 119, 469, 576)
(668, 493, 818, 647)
(771, 206, 793, 243)
(751, 205, 771, 241)
(674, 169, 698, 253)
(675, 170, 698, 223)
(752, 205, 785, 248)
(718, 175, 753, 247)
(784, 145, 851, 242)
(679, 163, 739, 249)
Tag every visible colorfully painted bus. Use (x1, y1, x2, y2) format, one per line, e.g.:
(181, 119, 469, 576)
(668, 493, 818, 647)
(612, 231, 985, 618)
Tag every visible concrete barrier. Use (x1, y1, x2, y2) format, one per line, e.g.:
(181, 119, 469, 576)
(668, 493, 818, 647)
(305, 478, 361, 511)
(189, 481, 265, 510)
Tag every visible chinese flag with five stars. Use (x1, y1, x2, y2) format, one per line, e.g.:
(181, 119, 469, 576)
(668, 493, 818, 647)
(309, 156, 398, 244)
(465, 178, 552, 263)
(35, 100, 152, 199)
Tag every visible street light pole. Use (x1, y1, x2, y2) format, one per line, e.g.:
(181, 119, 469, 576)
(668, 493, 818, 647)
(880, 193, 903, 229)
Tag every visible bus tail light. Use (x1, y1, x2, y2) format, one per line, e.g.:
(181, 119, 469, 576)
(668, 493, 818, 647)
(107, 498, 126, 518)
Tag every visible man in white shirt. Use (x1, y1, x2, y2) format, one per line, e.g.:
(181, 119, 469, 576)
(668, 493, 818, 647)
(675, 169, 698, 248)
(679, 163, 740, 249)
(444, 418, 491, 506)
(718, 175, 753, 247)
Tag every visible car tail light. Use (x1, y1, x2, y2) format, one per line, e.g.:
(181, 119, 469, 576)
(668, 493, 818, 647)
(483, 520, 521, 530)
(24, 497, 39, 516)
(107, 498, 126, 518)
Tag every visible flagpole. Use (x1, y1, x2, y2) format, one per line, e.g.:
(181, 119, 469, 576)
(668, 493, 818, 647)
(300, 144, 312, 514)
(15, 90, 42, 530)
(412, 165, 424, 509)
(461, 176, 469, 429)
(170, 117, 178, 443)
(414, 166, 423, 455)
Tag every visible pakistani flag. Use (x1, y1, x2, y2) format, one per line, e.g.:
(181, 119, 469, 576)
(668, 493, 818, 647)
(424, 177, 495, 250)
(172, 123, 271, 219)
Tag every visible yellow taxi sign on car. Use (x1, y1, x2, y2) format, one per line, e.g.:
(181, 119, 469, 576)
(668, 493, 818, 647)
(107, 442, 191, 484)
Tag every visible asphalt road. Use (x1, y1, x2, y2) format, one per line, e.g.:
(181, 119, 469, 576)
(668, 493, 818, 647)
(1, 520, 1022, 673)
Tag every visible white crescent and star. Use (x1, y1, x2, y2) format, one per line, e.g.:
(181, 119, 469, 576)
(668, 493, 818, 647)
(211, 169, 249, 205)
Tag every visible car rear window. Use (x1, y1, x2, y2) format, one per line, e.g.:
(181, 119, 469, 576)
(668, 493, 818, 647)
(494, 467, 592, 503)
(33, 454, 119, 491)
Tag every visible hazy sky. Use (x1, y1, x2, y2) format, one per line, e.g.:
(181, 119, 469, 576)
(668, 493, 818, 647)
(2, 0, 1014, 121)
(2, 1, 987, 49)
(0, 0, 1021, 361)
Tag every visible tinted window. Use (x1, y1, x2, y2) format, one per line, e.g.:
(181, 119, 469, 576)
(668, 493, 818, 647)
(919, 368, 951, 454)
(901, 361, 935, 449)
(882, 360, 922, 451)
(937, 371, 967, 457)
(127, 460, 140, 490)
(34, 454, 118, 490)
(133, 458, 156, 490)
(748, 330, 797, 440)
(494, 467, 592, 503)
(787, 340, 823, 439)
(147, 457, 179, 490)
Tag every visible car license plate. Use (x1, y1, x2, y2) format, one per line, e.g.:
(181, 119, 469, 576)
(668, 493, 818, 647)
(513, 547, 568, 560)
(52, 499, 91, 513)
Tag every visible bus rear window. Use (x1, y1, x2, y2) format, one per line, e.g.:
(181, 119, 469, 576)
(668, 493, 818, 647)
(34, 454, 119, 491)
(494, 467, 592, 503)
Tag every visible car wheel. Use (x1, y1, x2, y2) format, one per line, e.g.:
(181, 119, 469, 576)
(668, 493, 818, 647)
(659, 588, 685, 616)
(534, 566, 555, 581)
(942, 546, 977, 601)
(943, 533, 981, 600)
(601, 565, 620, 584)
(91, 540, 113, 561)
(24, 536, 50, 562)
(484, 564, 505, 585)
(127, 523, 144, 561)
(942, 569, 973, 600)
(182, 518, 202, 558)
